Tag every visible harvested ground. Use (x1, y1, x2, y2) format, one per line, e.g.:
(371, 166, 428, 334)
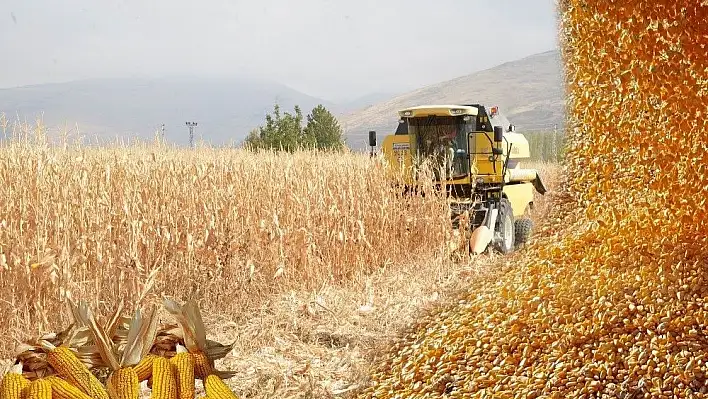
(190, 163, 561, 398)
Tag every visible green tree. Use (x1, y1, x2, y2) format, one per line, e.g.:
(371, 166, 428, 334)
(303, 104, 345, 150)
(244, 103, 345, 152)
(244, 103, 305, 152)
(243, 128, 263, 149)
(524, 130, 567, 162)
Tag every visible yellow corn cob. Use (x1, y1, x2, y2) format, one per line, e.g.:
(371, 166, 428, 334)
(203, 375, 238, 399)
(106, 368, 139, 399)
(133, 354, 157, 382)
(163, 299, 234, 382)
(25, 380, 51, 399)
(40, 344, 109, 399)
(45, 376, 94, 399)
(0, 364, 30, 399)
(151, 357, 177, 399)
(73, 301, 158, 399)
(169, 346, 195, 399)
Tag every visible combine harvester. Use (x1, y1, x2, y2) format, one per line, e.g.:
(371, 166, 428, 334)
(371, 104, 547, 254)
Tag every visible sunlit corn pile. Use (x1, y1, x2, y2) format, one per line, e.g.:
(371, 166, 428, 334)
(1, 298, 240, 399)
(0, 140, 452, 356)
(358, 1, 708, 398)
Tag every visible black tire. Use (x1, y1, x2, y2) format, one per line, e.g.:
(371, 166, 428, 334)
(493, 198, 515, 254)
(514, 218, 534, 248)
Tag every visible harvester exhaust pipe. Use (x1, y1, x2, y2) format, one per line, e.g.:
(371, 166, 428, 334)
(469, 203, 498, 255)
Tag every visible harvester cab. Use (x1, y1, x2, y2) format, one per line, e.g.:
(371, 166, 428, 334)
(376, 104, 547, 254)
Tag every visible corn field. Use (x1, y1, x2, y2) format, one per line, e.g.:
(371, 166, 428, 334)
(0, 120, 459, 357)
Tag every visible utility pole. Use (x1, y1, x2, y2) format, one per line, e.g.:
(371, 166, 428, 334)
(186, 121, 197, 149)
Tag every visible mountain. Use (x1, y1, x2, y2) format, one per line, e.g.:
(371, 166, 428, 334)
(0, 50, 564, 148)
(337, 92, 403, 111)
(0, 76, 336, 146)
(339, 50, 565, 150)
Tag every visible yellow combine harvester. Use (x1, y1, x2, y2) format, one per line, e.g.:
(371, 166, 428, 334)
(373, 104, 547, 254)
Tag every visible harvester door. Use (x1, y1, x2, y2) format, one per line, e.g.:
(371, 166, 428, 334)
(382, 134, 413, 183)
(469, 131, 503, 179)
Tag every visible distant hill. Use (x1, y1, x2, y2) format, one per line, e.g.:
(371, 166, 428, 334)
(0, 76, 336, 146)
(335, 92, 402, 112)
(0, 51, 564, 148)
(339, 50, 565, 149)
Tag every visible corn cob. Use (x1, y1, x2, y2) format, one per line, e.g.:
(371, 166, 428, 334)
(38, 343, 109, 399)
(162, 300, 234, 381)
(74, 301, 158, 399)
(0, 364, 30, 399)
(191, 352, 212, 380)
(151, 357, 177, 399)
(13, 327, 74, 381)
(203, 375, 238, 399)
(25, 380, 51, 399)
(150, 324, 232, 370)
(133, 354, 157, 382)
(45, 376, 94, 399)
(169, 345, 194, 399)
(106, 369, 139, 399)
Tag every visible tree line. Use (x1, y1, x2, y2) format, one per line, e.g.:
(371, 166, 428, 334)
(525, 130, 566, 162)
(243, 103, 346, 151)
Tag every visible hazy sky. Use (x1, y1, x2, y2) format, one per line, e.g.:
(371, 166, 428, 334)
(1, 0, 560, 102)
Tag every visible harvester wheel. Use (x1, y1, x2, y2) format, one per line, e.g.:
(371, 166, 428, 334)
(514, 218, 534, 248)
(493, 198, 515, 254)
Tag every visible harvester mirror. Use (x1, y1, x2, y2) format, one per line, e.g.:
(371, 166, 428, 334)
(493, 126, 504, 142)
(369, 131, 377, 147)
(508, 124, 516, 132)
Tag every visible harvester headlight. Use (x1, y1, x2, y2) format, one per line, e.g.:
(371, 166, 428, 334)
(403, 111, 412, 117)
(450, 109, 463, 115)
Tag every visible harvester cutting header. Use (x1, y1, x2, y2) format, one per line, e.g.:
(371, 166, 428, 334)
(372, 103, 547, 254)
